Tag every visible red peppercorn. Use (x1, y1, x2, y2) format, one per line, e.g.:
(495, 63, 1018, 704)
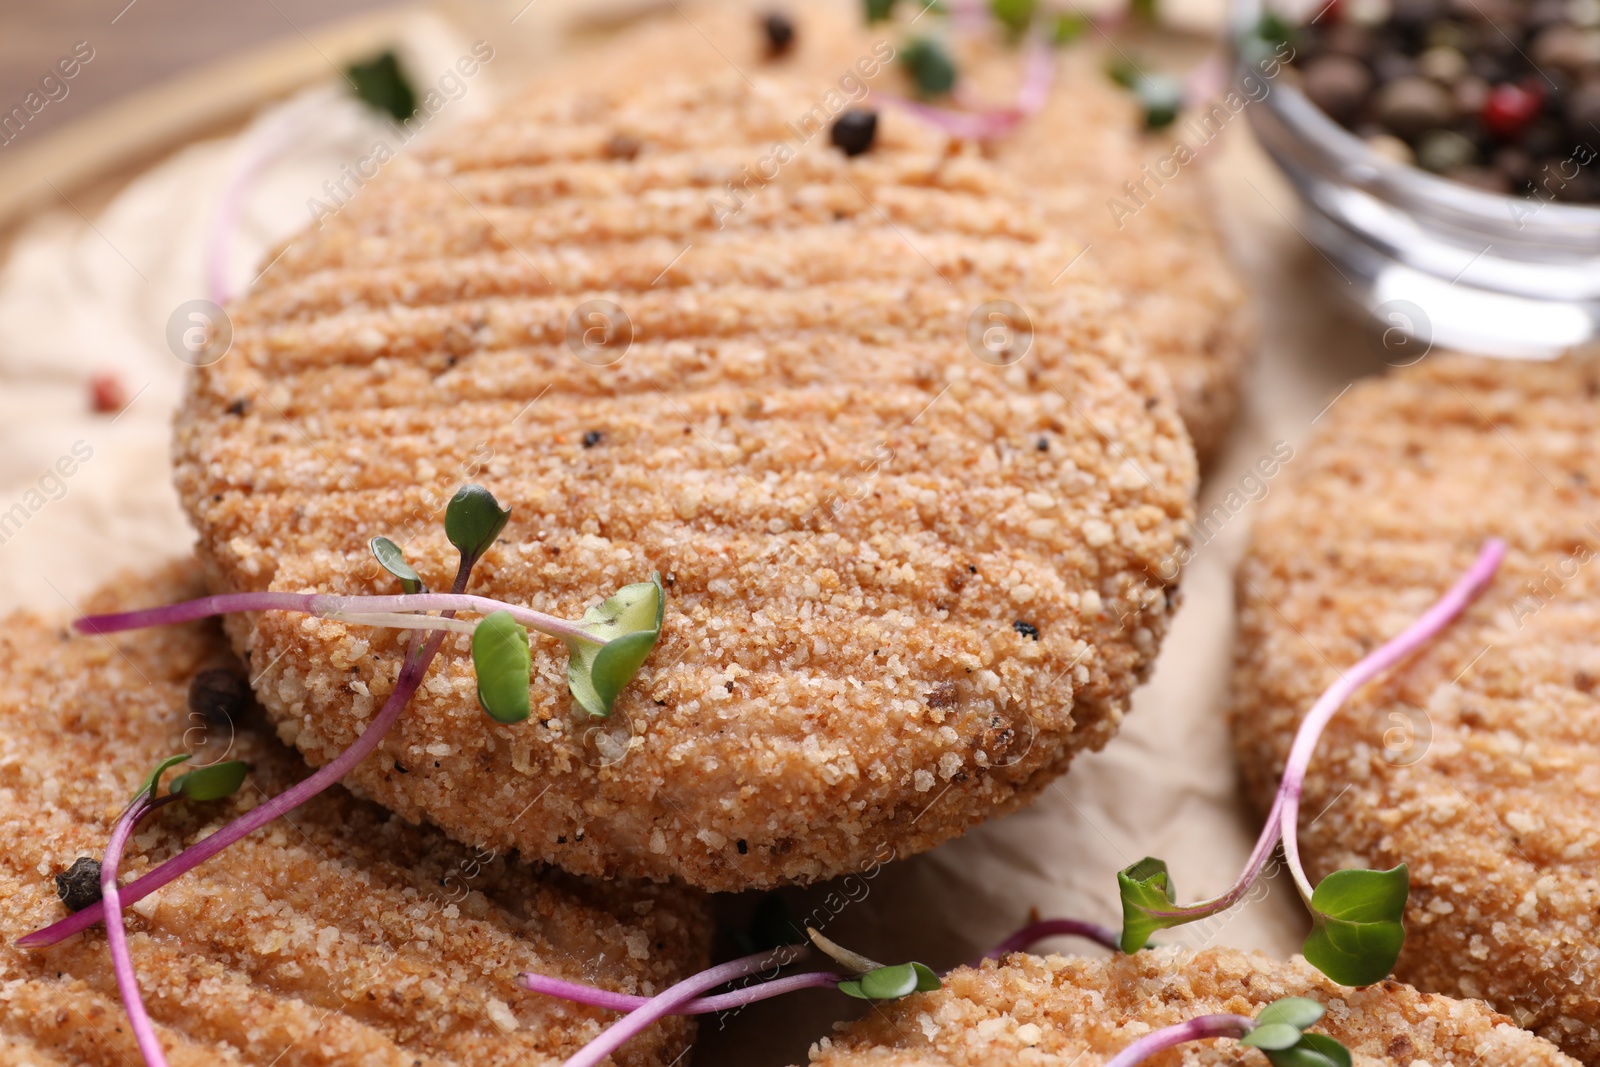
(1481, 82, 1544, 140)
(88, 371, 127, 414)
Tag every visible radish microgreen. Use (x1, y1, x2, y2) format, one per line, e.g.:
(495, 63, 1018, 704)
(1105, 998, 1351, 1067)
(1117, 539, 1505, 987)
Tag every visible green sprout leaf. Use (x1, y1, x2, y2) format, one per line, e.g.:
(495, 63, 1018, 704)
(346, 50, 417, 122)
(169, 760, 249, 802)
(1264, 1033, 1353, 1067)
(370, 536, 423, 595)
(901, 37, 958, 97)
(1116, 856, 1182, 953)
(865, 0, 899, 21)
(1254, 998, 1326, 1031)
(990, 0, 1036, 36)
(138, 755, 192, 801)
(838, 962, 941, 1000)
(1051, 12, 1087, 44)
(566, 574, 665, 718)
(445, 484, 512, 563)
(1302, 865, 1409, 987)
(1134, 73, 1183, 130)
(472, 610, 532, 724)
(1241, 1023, 1305, 1052)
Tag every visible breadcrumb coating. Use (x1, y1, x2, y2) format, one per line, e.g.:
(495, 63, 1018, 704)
(517, 0, 1252, 460)
(0, 564, 708, 1066)
(1231, 354, 1600, 1062)
(173, 59, 1196, 890)
(805, 946, 1575, 1065)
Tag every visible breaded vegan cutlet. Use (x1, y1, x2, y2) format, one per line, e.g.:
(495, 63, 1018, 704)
(545, 0, 1253, 461)
(0, 564, 709, 1067)
(804, 946, 1576, 1065)
(1231, 353, 1600, 1062)
(172, 65, 1196, 891)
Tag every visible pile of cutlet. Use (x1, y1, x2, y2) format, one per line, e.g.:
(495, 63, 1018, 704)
(7, 3, 1585, 1066)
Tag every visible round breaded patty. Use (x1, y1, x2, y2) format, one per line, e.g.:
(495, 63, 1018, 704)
(805, 946, 1574, 1065)
(1231, 353, 1600, 1061)
(0, 564, 709, 1066)
(541, 0, 1252, 460)
(172, 67, 1196, 890)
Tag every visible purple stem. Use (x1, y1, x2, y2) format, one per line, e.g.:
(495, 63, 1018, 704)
(1278, 538, 1505, 901)
(977, 918, 1123, 963)
(560, 947, 803, 1067)
(74, 591, 596, 646)
(879, 37, 1055, 140)
(517, 968, 839, 1015)
(1103, 1014, 1256, 1067)
(20, 562, 479, 950)
(101, 796, 176, 1067)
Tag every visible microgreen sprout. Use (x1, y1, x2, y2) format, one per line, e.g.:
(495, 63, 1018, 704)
(101, 753, 251, 1067)
(71, 486, 663, 721)
(1116, 539, 1505, 987)
(20, 486, 663, 956)
(1106, 998, 1350, 1067)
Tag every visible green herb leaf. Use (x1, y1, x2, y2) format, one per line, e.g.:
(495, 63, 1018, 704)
(901, 37, 958, 98)
(1302, 865, 1409, 987)
(1265, 1033, 1353, 1067)
(346, 50, 417, 122)
(989, 0, 1036, 36)
(1241, 1023, 1305, 1052)
(1255, 998, 1326, 1031)
(472, 610, 532, 724)
(865, 0, 899, 21)
(445, 484, 512, 563)
(169, 760, 249, 802)
(838, 961, 941, 1000)
(1051, 12, 1087, 44)
(1134, 73, 1183, 130)
(370, 536, 423, 594)
(565, 574, 665, 718)
(138, 755, 191, 801)
(1116, 856, 1181, 953)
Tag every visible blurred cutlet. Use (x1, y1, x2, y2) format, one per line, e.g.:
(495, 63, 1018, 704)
(507, 0, 1252, 460)
(0, 563, 708, 1067)
(1231, 353, 1600, 1062)
(805, 946, 1577, 1065)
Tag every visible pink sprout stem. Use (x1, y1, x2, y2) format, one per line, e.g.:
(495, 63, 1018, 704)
(1103, 1014, 1256, 1067)
(1279, 538, 1505, 902)
(978, 918, 1123, 962)
(20, 563, 479, 950)
(560, 947, 804, 1067)
(517, 968, 838, 1016)
(880, 36, 1055, 140)
(101, 794, 180, 1067)
(74, 591, 599, 646)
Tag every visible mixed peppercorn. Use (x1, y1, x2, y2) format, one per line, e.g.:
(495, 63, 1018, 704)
(1290, 0, 1600, 200)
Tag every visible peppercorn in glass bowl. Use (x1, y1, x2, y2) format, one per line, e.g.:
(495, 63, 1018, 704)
(1232, 0, 1600, 357)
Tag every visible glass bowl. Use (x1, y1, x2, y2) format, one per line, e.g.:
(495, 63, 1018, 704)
(1230, 0, 1600, 359)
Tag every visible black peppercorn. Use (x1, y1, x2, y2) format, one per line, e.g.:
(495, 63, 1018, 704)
(762, 11, 795, 57)
(188, 667, 250, 726)
(830, 109, 878, 157)
(583, 430, 604, 448)
(55, 857, 103, 913)
(1012, 620, 1040, 640)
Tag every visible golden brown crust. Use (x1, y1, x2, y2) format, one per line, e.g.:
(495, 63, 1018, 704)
(1230, 353, 1600, 1062)
(173, 61, 1196, 889)
(0, 564, 709, 1066)
(528, 0, 1251, 460)
(805, 946, 1575, 1065)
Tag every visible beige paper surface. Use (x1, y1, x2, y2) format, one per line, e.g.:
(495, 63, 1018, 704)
(0, 7, 1404, 1063)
